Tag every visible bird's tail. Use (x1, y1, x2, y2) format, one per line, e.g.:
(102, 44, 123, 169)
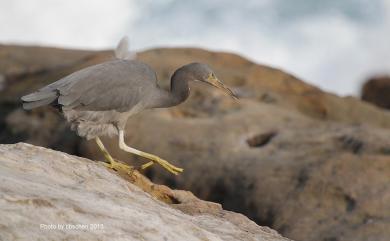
(21, 90, 58, 110)
(115, 36, 137, 60)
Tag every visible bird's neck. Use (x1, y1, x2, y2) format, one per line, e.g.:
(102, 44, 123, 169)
(149, 70, 191, 109)
(170, 70, 191, 104)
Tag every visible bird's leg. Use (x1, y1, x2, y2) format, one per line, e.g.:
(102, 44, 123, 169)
(118, 130, 184, 175)
(95, 137, 133, 174)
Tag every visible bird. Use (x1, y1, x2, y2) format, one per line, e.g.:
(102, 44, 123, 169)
(21, 37, 237, 175)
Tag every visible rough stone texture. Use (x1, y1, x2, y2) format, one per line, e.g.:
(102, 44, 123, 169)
(1, 44, 390, 241)
(0, 143, 289, 241)
(361, 75, 390, 110)
(87, 101, 390, 241)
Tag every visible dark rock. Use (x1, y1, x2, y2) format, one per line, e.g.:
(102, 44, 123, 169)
(361, 75, 390, 110)
(247, 131, 277, 148)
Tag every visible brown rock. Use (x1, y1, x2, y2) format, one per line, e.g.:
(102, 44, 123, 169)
(83, 101, 390, 241)
(361, 75, 390, 110)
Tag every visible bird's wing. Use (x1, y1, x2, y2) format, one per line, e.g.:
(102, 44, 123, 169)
(56, 60, 157, 112)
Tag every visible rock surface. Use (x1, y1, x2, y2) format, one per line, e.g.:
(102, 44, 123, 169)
(361, 75, 390, 110)
(0, 143, 289, 241)
(1, 44, 390, 241)
(92, 98, 390, 241)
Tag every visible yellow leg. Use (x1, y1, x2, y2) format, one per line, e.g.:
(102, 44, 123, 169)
(118, 130, 183, 175)
(135, 151, 183, 175)
(141, 161, 154, 170)
(95, 137, 133, 174)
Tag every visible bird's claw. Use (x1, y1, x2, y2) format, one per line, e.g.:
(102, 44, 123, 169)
(141, 158, 183, 175)
(141, 161, 154, 170)
(102, 159, 134, 175)
(101, 157, 183, 176)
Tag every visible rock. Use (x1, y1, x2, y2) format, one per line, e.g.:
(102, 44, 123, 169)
(0, 44, 96, 79)
(1, 44, 390, 241)
(361, 75, 390, 110)
(0, 143, 290, 241)
(0, 74, 5, 91)
(85, 100, 390, 241)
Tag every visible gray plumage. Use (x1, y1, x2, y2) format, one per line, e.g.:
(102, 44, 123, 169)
(115, 36, 136, 60)
(21, 40, 236, 140)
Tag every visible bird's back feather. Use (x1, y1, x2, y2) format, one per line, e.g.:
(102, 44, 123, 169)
(21, 60, 158, 112)
(115, 36, 136, 60)
(22, 95, 57, 110)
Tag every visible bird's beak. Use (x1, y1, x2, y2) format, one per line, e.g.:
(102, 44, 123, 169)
(206, 74, 238, 100)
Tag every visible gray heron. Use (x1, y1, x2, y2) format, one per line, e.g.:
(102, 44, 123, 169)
(21, 37, 237, 175)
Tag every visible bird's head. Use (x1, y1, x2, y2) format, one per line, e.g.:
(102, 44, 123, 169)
(186, 63, 238, 99)
(183, 63, 238, 99)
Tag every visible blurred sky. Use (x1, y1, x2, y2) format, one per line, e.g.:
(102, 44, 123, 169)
(1, 0, 389, 96)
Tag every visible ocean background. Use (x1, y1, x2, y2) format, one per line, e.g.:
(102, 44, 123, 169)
(1, 0, 389, 96)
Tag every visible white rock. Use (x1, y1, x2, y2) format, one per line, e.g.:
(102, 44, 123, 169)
(0, 143, 290, 241)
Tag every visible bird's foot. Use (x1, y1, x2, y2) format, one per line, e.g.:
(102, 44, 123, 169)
(140, 157, 183, 175)
(141, 161, 154, 170)
(102, 159, 134, 174)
